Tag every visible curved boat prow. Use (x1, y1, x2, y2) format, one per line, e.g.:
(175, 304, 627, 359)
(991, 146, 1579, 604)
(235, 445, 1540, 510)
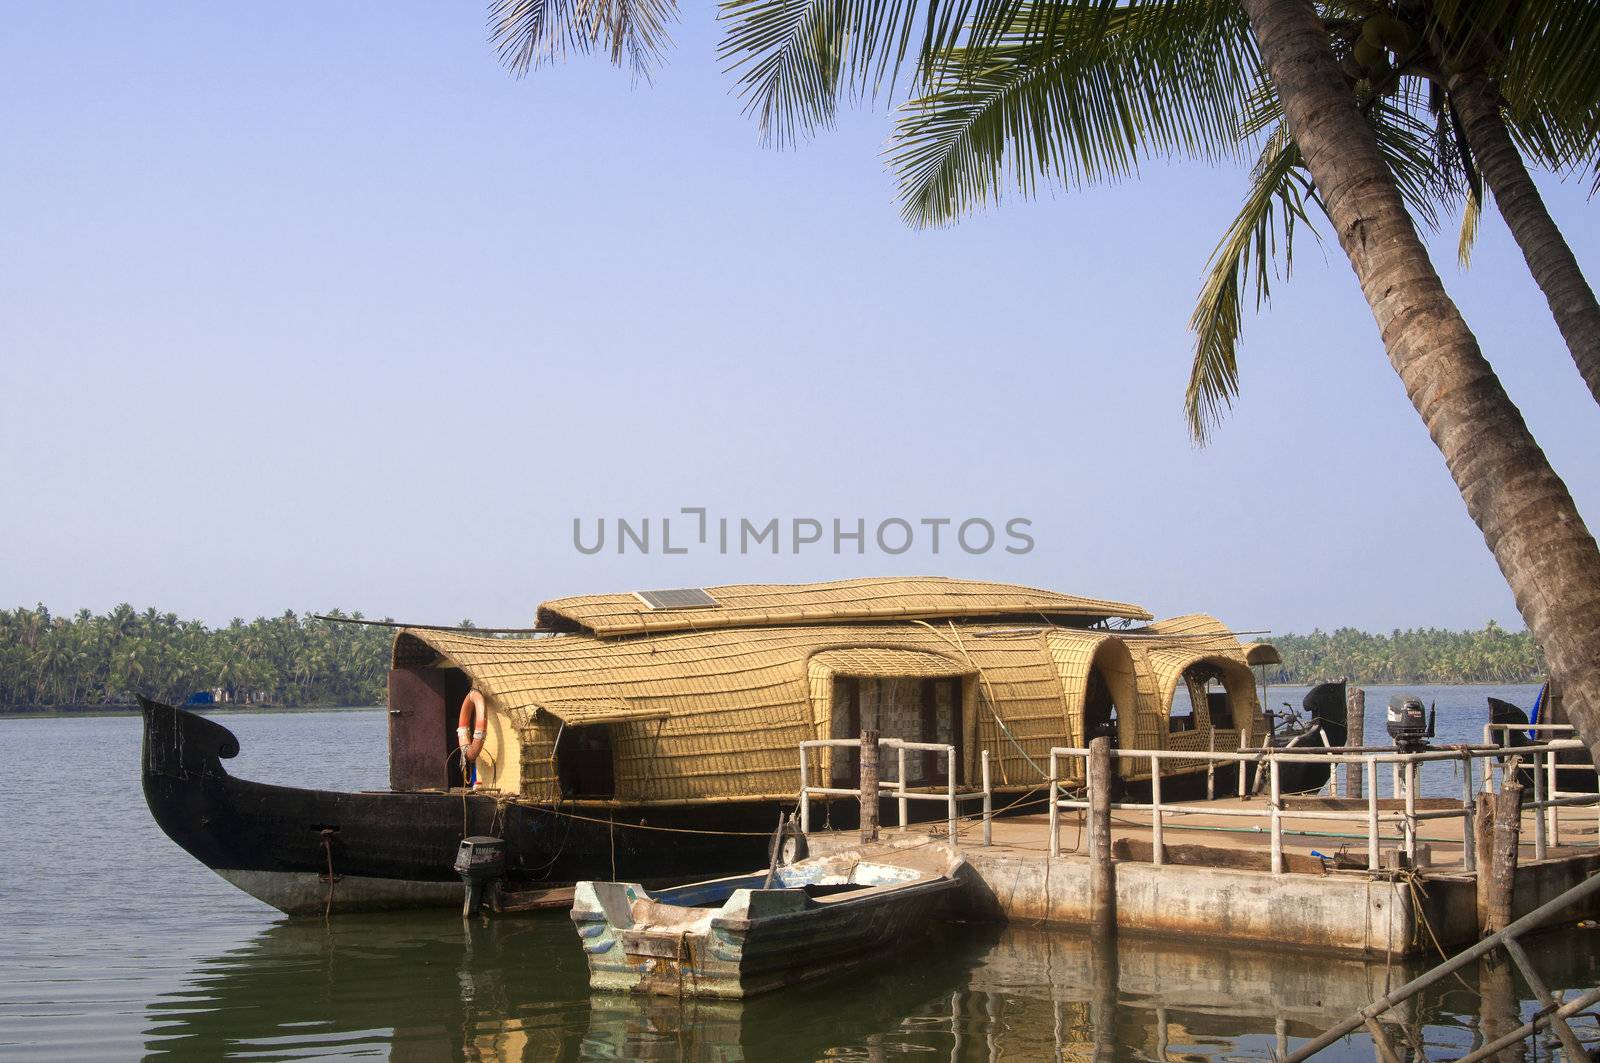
(1302, 681, 1349, 747)
(140, 695, 240, 781)
(137, 696, 478, 915)
(1487, 696, 1531, 748)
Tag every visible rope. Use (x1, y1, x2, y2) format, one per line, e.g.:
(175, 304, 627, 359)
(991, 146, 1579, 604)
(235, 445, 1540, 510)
(320, 829, 338, 920)
(910, 620, 1044, 784)
(1396, 867, 1476, 994)
(521, 802, 782, 836)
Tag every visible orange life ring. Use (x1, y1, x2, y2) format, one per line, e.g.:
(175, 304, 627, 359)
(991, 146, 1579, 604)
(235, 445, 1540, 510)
(457, 689, 486, 764)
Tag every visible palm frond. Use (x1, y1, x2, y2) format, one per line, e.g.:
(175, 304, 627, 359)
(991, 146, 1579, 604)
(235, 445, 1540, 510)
(1497, 0, 1600, 156)
(1426, 0, 1600, 172)
(491, 0, 677, 79)
(1367, 97, 1452, 230)
(717, 0, 952, 144)
(1458, 184, 1482, 267)
(1185, 124, 1317, 443)
(888, 0, 1256, 225)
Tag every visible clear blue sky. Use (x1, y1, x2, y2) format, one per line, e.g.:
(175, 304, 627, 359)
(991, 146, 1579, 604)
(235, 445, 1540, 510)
(2, 3, 1597, 636)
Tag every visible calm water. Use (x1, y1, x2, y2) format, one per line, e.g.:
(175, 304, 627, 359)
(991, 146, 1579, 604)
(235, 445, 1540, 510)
(2, 686, 1597, 1061)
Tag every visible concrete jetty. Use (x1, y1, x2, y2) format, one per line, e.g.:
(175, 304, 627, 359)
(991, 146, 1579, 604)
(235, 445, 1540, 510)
(805, 800, 1600, 957)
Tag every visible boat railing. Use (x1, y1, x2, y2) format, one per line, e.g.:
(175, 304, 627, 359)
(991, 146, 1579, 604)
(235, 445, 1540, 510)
(1045, 738, 1599, 874)
(796, 738, 994, 846)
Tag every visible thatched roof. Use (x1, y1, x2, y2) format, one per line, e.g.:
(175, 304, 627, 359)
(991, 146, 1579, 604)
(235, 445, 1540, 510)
(534, 576, 1151, 637)
(390, 581, 1270, 802)
(1242, 642, 1283, 666)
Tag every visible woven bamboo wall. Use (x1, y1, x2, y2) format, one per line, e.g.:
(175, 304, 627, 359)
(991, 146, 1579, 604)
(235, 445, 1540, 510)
(1041, 630, 1140, 783)
(1124, 614, 1264, 777)
(394, 611, 1270, 804)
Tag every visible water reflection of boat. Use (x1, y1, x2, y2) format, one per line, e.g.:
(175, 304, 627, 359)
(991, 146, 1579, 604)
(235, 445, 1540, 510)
(141, 914, 593, 1061)
(140, 910, 1600, 1061)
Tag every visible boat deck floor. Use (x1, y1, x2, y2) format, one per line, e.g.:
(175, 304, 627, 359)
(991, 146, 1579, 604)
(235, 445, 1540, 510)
(811, 799, 1600, 875)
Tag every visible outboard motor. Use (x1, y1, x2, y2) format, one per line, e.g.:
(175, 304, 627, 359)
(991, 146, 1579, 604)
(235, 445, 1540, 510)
(454, 835, 506, 917)
(1386, 694, 1436, 753)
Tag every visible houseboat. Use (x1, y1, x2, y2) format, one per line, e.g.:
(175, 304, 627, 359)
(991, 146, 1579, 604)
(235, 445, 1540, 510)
(141, 576, 1339, 915)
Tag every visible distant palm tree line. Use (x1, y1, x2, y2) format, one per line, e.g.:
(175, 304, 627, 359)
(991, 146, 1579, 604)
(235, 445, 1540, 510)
(1267, 620, 1544, 685)
(0, 605, 412, 710)
(0, 604, 1544, 710)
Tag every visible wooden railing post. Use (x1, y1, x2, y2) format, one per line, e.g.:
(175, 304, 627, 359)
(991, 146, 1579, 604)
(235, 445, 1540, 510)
(799, 744, 811, 834)
(981, 750, 992, 846)
(1206, 731, 1215, 801)
(1485, 783, 1522, 936)
(859, 729, 879, 845)
(1089, 736, 1115, 933)
(1479, 780, 1523, 937)
(896, 745, 908, 829)
(1150, 753, 1164, 867)
(1545, 748, 1560, 847)
(1366, 756, 1380, 869)
(1269, 757, 1283, 875)
(945, 744, 957, 842)
(1048, 750, 1060, 858)
(1532, 751, 1548, 860)
(1403, 760, 1418, 864)
(1345, 686, 1365, 797)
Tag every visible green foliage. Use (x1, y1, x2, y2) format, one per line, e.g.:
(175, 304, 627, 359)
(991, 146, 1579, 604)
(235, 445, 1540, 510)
(0, 605, 396, 710)
(1266, 620, 1545, 685)
(0, 604, 1546, 708)
(890, 0, 1257, 224)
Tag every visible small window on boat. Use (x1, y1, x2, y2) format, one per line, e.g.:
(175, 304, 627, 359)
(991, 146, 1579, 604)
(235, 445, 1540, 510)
(557, 724, 616, 798)
(1172, 664, 1235, 732)
(1205, 678, 1234, 728)
(1169, 679, 1197, 733)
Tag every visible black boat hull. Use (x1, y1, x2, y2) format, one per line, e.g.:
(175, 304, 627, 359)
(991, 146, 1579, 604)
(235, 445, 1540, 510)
(140, 698, 781, 915)
(139, 695, 1344, 915)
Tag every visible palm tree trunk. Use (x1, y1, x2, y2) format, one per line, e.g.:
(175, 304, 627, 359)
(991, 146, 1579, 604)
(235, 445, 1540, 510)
(1451, 73, 1600, 409)
(1237, 0, 1600, 759)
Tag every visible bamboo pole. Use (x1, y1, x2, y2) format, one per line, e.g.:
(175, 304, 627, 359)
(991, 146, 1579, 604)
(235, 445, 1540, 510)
(897, 746, 908, 829)
(1048, 751, 1060, 858)
(1283, 870, 1600, 1062)
(1501, 936, 1589, 1062)
(859, 729, 879, 845)
(1488, 783, 1522, 935)
(981, 750, 992, 846)
(1345, 686, 1365, 797)
(1089, 736, 1115, 933)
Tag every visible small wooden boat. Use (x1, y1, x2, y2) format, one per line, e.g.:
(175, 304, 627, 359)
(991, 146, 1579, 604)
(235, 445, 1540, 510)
(571, 844, 965, 999)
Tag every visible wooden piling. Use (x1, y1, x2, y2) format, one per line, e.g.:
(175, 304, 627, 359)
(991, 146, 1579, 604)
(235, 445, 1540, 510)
(1476, 784, 1522, 937)
(1089, 736, 1115, 933)
(1088, 926, 1120, 1063)
(1345, 687, 1365, 798)
(859, 729, 880, 845)
(1475, 952, 1521, 1063)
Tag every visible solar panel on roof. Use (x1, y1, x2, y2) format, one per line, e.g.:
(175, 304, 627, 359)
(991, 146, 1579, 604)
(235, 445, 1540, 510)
(634, 587, 720, 610)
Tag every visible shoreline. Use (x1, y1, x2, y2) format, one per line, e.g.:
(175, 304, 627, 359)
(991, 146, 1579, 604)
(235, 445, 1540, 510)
(0, 680, 1544, 720)
(0, 703, 381, 719)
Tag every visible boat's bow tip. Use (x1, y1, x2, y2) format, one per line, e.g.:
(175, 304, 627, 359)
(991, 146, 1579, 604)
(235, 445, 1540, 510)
(139, 695, 241, 775)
